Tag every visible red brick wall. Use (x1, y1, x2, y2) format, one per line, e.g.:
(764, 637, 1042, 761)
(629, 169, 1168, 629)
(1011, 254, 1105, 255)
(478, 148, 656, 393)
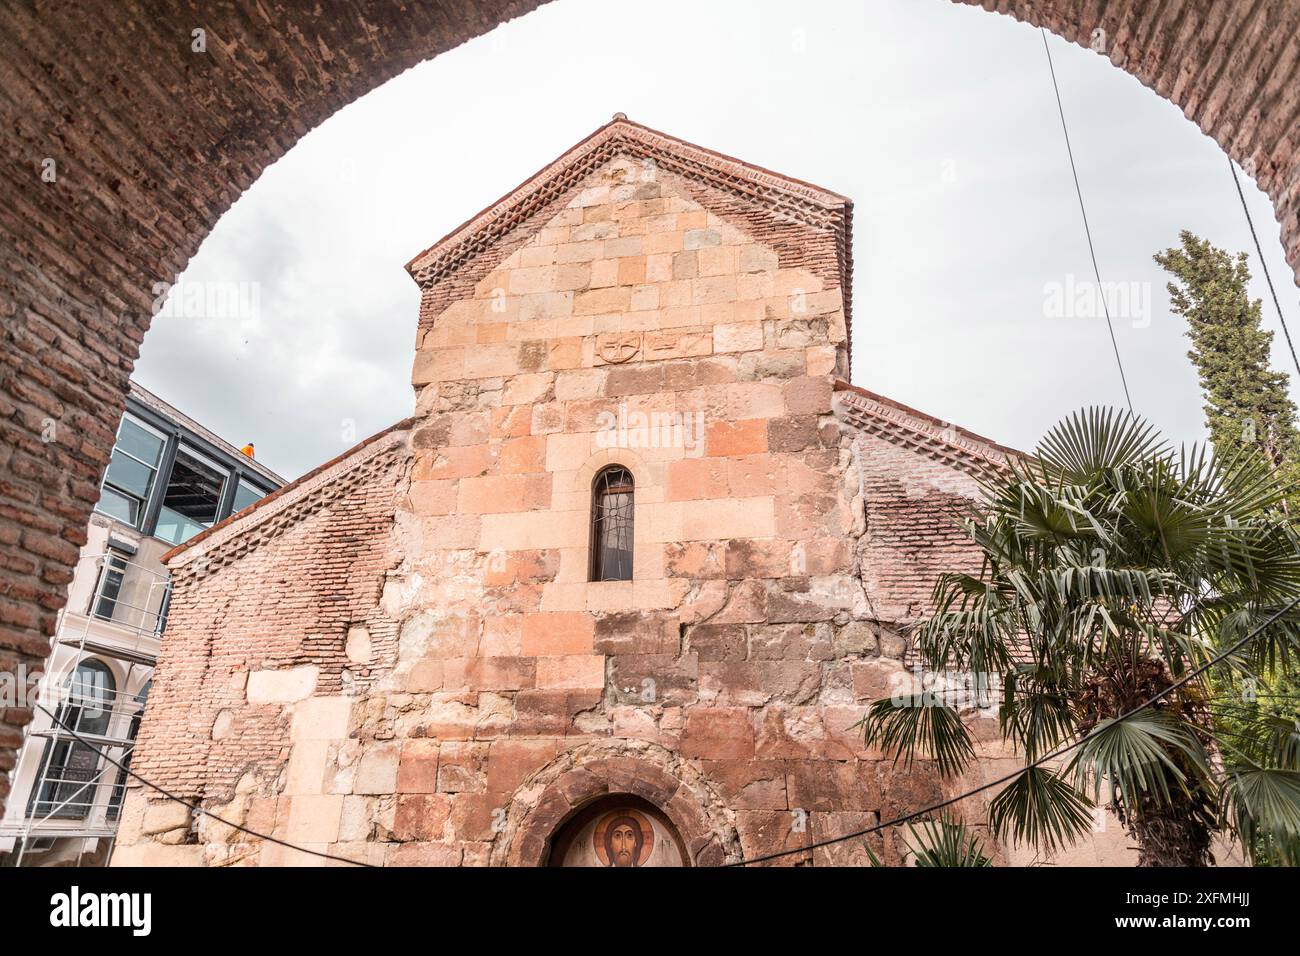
(130, 435, 409, 805)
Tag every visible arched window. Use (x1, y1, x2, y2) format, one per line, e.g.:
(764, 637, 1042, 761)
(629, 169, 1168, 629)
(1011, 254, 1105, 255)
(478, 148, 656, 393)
(590, 465, 634, 582)
(30, 660, 116, 819)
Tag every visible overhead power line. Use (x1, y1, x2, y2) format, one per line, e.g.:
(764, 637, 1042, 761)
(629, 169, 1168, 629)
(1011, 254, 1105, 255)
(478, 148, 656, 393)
(1040, 28, 1134, 414)
(35, 702, 374, 868)
(1227, 156, 1300, 382)
(730, 593, 1300, 865)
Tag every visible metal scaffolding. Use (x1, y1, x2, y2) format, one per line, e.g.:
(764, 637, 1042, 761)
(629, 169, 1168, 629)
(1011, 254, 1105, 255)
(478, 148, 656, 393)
(1, 553, 170, 866)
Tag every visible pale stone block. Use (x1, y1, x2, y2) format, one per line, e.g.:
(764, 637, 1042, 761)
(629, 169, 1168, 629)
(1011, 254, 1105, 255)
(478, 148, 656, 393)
(517, 291, 574, 320)
(535, 226, 570, 246)
(142, 800, 191, 836)
(728, 382, 785, 420)
(714, 321, 764, 353)
(462, 343, 517, 379)
(572, 220, 617, 242)
(738, 272, 774, 300)
(554, 263, 591, 292)
(286, 739, 330, 795)
(646, 253, 674, 283)
(553, 369, 603, 403)
(546, 432, 593, 472)
(247, 665, 318, 704)
(644, 230, 684, 254)
(109, 845, 145, 867)
(554, 314, 595, 338)
(292, 696, 353, 741)
(428, 346, 467, 380)
(697, 246, 738, 276)
(138, 845, 204, 867)
(506, 318, 556, 342)
(346, 626, 373, 665)
(677, 496, 776, 541)
(574, 286, 631, 315)
(644, 213, 678, 233)
(502, 372, 553, 406)
(590, 257, 619, 288)
(555, 546, 589, 583)
(354, 743, 400, 795)
(260, 842, 331, 867)
(283, 797, 341, 852)
(574, 185, 610, 207)
(630, 284, 660, 312)
(659, 305, 703, 328)
(339, 795, 374, 843)
(585, 580, 634, 612)
(556, 240, 602, 264)
(692, 275, 738, 305)
(633, 577, 690, 610)
(773, 268, 823, 296)
(535, 655, 605, 690)
(479, 509, 587, 550)
(739, 244, 780, 273)
(540, 581, 589, 612)
(637, 501, 684, 544)
(806, 345, 839, 376)
(519, 244, 559, 268)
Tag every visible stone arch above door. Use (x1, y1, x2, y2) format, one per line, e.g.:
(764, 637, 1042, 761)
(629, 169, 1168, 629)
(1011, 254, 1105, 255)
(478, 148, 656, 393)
(493, 743, 739, 866)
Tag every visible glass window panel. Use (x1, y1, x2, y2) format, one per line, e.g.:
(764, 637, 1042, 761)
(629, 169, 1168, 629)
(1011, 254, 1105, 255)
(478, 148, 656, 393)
(104, 448, 156, 499)
(153, 506, 207, 546)
(231, 478, 265, 514)
(29, 661, 118, 818)
(92, 553, 128, 621)
(590, 466, 634, 582)
(95, 485, 140, 526)
(115, 417, 164, 466)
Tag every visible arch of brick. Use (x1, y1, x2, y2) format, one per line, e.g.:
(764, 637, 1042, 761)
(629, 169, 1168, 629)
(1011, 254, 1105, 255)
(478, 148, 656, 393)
(495, 744, 736, 866)
(2, 1, 1298, 811)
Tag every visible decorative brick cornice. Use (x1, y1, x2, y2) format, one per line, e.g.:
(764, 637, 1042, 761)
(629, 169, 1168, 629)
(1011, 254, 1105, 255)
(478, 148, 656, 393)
(834, 381, 1023, 476)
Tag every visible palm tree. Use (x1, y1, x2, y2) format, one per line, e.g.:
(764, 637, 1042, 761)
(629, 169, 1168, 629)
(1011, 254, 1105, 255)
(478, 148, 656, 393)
(866, 813, 993, 867)
(862, 408, 1300, 866)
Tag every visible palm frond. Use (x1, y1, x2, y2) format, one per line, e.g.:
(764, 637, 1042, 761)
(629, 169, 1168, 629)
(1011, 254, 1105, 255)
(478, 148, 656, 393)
(987, 766, 1094, 855)
(859, 696, 975, 777)
(1068, 713, 1209, 805)
(1221, 766, 1300, 866)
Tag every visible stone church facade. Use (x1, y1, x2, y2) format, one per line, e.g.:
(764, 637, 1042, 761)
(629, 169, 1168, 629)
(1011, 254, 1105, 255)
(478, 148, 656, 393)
(111, 117, 1125, 866)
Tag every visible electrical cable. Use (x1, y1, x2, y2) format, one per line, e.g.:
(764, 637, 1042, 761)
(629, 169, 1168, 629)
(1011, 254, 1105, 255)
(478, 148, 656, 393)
(1226, 155, 1300, 382)
(34, 702, 375, 867)
(1040, 28, 1134, 413)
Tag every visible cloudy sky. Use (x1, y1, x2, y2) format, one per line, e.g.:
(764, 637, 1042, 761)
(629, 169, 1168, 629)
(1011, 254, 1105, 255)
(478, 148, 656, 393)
(133, 0, 1300, 481)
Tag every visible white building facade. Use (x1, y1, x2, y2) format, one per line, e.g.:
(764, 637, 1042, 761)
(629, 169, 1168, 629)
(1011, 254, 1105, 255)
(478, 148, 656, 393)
(0, 382, 282, 866)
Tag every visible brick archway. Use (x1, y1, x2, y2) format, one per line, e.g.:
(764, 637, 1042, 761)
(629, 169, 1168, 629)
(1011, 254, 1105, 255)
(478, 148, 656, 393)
(2, 1, 1298, 809)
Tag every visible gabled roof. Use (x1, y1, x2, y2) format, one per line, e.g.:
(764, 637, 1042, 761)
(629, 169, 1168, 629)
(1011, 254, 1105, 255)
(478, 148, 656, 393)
(833, 380, 1025, 475)
(404, 114, 855, 347)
